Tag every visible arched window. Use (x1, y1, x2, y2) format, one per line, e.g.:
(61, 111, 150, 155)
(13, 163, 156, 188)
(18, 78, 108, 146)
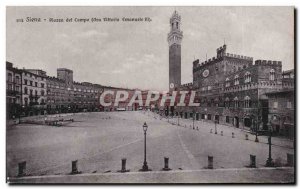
(234, 75, 239, 85)
(234, 97, 239, 108)
(24, 87, 28, 95)
(41, 90, 45, 96)
(214, 97, 219, 107)
(24, 97, 28, 106)
(244, 96, 251, 108)
(225, 97, 230, 108)
(211, 99, 214, 107)
(207, 99, 212, 107)
(225, 78, 230, 87)
(270, 69, 275, 81)
(8, 73, 12, 82)
(15, 76, 20, 84)
(244, 72, 251, 83)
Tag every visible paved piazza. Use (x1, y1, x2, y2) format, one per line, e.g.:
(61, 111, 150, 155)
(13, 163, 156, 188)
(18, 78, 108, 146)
(7, 111, 294, 182)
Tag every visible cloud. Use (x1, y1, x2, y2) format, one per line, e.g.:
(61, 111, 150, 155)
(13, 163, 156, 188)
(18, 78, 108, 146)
(6, 7, 294, 91)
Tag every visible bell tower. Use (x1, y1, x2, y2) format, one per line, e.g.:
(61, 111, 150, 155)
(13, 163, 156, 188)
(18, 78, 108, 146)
(168, 10, 183, 92)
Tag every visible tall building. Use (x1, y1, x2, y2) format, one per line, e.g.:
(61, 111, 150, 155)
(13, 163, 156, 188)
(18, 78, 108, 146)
(46, 76, 68, 113)
(174, 43, 294, 136)
(168, 11, 183, 91)
(166, 11, 294, 137)
(176, 45, 285, 130)
(21, 69, 47, 116)
(57, 68, 73, 87)
(73, 82, 103, 112)
(47, 68, 104, 113)
(6, 62, 22, 119)
(266, 89, 294, 138)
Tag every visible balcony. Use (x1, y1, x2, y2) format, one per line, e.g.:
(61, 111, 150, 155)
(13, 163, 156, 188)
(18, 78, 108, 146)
(33, 104, 47, 109)
(29, 94, 40, 100)
(29, 102, 39, 106)
(29, 102, 47, 109)
(6, 90, 21, 96)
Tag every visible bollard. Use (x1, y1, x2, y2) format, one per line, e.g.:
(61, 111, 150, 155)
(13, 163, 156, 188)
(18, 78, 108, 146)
(245, 134, 249, 140)
(18, 161, 26, 177)
(232, 132, 235, 138)
(249, 155, 256, 168)
(71, 160, 80, 174)
(118, 158, 130, 173)
(210, 129, 213, 133)
(121, 158, 127, 172)
(207, 156, 213, 169)
(287, 153, 294, 167)
(162, 157, 171, 171)
(221, 131, 223, 136)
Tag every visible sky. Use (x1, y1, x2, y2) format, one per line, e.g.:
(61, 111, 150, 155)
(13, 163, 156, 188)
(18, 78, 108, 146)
(6, 6, 294, 91)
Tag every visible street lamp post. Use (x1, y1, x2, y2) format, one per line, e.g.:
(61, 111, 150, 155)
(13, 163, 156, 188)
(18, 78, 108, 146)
(140, 122, 151, 171)
(266, 122, 274, 167)
(167, 108, 169, 123)
(214, 119, 218, 134)
(255, 102, 261, 142)
(192, 111, 195, 130)
(255, 119, 259, 142)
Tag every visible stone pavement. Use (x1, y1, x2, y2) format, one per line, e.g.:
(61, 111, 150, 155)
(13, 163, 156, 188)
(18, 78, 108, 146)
(7, 111, 295, 182)
(163, 114, 294, 149)
(9, 167, 294, 184)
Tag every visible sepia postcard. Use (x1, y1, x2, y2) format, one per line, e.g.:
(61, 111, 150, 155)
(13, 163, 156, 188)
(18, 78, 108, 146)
(6, 6, 295, 184)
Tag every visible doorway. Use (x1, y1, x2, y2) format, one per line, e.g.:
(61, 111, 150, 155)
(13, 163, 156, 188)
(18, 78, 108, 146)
(215, 115, 219, 124)
(244, 118, 251, 128)
(234, 116, 239, 128)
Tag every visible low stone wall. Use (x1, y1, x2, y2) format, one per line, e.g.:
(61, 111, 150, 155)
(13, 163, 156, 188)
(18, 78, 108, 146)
(7, 119, 19, 126)
(14, 113, 76, 126)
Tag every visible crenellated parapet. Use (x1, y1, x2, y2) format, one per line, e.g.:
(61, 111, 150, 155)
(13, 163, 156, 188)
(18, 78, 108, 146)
(192, 56, 222, 70)
(193, 59, 199, 67)
(217, 45, 227, 58)
(254, 60, 282, 66)
(224, 53, 253, 61)
(193, 53, 254, 71)
(216, 45, 226, 52)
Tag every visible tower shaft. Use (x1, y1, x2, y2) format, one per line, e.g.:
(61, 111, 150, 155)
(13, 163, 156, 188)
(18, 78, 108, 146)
(168, 11, 183, 92)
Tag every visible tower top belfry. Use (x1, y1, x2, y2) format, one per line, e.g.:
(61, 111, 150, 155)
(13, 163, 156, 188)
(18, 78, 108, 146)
(170, 10, 181, 28)
(167, 11, 183, 47)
